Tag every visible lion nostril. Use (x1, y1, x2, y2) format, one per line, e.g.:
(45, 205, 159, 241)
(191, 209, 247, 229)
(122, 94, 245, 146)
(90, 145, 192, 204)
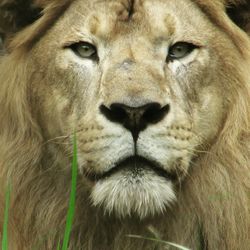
(142, 103, 170, 124)
(100, 102, 170, 142)
(100, 104, 128, 124)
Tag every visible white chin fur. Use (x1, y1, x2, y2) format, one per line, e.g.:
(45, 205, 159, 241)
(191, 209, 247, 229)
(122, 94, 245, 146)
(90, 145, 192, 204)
(90, 169, 176, 219)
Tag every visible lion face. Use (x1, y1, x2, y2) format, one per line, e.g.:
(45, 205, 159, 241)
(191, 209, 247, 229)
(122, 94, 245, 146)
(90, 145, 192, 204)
(29, 0, 232, 218)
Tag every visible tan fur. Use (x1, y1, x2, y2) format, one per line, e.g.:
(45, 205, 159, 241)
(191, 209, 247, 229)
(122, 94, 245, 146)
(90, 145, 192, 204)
(0, 0, 250, 249)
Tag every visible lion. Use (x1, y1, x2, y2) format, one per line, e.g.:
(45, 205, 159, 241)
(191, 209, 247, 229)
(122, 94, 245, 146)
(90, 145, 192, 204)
(0, 0, 249, 249)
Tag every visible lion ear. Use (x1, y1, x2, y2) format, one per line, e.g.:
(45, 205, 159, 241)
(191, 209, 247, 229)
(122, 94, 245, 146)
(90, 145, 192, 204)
(226, 0, 250, 34)
(0, 0, 43, 35)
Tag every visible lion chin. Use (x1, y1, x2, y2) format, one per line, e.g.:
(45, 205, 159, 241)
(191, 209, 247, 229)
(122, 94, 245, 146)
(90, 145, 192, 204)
(90, 157, 176, 219)
(0, 0, 250, 249)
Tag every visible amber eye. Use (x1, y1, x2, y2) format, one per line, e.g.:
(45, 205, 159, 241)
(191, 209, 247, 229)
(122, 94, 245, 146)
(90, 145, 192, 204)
(168, 42, 197, 61)
(71, 42, 97, 59)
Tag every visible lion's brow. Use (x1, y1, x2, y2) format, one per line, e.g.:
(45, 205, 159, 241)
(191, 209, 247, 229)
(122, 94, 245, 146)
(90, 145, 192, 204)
(112, 0, 136, 21)
(127, 0, 135, 19)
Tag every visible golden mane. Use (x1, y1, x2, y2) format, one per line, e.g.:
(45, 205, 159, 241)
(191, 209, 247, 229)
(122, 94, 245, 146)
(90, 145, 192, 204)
(0, 0, 249, 249)
(0, 0, 74, 52)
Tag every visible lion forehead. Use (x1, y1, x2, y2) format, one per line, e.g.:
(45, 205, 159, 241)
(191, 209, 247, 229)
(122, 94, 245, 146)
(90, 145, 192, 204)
(68, 0, 200, 35)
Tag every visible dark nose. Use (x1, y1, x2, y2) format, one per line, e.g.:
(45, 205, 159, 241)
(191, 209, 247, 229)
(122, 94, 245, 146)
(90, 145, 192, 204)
(100, 102, 170, 141)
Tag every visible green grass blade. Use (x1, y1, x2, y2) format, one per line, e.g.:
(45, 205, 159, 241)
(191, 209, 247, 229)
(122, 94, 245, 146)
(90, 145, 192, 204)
(61, 133, 78, 250)
(56, 240, 61, 250)
(1, 183, 11, 250)
(127, 235, 191, 250)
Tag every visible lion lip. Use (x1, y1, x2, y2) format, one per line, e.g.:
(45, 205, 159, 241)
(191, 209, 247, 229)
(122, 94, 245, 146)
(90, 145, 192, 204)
(83, 156, 178, 182)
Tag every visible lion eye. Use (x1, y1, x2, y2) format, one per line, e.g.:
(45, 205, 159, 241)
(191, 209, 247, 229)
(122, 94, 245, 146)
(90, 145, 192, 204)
(168, 42, 196, 60)
(71, 42, 97, 59)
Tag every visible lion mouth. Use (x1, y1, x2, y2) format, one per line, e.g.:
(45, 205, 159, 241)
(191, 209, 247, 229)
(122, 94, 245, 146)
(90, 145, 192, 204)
(83, 156, 178, 182)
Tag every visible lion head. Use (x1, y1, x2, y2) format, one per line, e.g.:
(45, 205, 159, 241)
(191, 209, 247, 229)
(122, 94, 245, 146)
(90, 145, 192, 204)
(0, 0, 249, 249)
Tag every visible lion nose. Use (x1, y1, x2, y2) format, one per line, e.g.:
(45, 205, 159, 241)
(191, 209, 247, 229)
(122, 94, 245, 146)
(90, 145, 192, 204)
(100, 102, 170, 141)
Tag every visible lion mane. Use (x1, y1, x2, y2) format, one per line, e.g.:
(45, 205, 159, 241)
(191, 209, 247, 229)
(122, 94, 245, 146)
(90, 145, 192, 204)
(0, 0, 249, 249)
